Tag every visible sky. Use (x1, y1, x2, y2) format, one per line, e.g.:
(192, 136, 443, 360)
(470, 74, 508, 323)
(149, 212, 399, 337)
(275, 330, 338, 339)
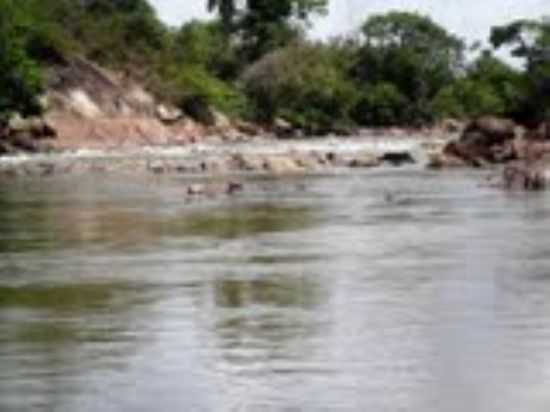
(150, 0, 548, 45)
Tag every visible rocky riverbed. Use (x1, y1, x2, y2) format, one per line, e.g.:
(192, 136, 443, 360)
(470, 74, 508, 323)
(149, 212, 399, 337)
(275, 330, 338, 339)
(4, 110, 550, 194)
(0, 135, 442, 198)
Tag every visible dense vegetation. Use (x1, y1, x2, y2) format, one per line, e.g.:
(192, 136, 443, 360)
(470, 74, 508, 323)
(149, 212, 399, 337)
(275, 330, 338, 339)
(0, 0, 548, 130)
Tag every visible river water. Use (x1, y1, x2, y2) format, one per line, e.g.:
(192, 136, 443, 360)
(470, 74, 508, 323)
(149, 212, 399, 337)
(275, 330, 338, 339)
(1, 163, 550, 411)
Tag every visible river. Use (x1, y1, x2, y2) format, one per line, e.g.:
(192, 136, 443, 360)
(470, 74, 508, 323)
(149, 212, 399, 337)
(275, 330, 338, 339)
(1, 161, 550, 411)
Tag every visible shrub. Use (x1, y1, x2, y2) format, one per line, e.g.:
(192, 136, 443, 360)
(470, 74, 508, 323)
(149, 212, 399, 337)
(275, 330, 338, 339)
(0, 0, 43, 120)
(352, 83, 409, 126)
(432, 52, 528, 119)
(171, 20, 240, 80)
(157, 65, 249, 119)
(241, 41, 359, 131)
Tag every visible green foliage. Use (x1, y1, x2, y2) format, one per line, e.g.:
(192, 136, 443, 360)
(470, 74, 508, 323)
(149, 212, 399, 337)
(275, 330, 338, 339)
(491, 18, 550, 121)
(157, 65, 249, 118)
(432, 52, 527, 119)
(352, 83, 409, 126)
(152, 20, 248, 117)
(242, 41, 359, 131)
(207, 0, 328, 62)
(20, 0, 168, 69)
(170, 20, 240, 80)
(433, 80, 505, 119)
(1, 0, 549, 130)
(0, 0, 43, 120)
(353, 11, 465, 125)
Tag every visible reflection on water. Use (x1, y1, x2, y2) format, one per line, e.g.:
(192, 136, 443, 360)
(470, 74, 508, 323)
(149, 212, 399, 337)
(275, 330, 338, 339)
(0, 283, 133, 312)
(1, 170, 550, 411)
(214, 275, 321, 309)
(0, 181, 315, 253)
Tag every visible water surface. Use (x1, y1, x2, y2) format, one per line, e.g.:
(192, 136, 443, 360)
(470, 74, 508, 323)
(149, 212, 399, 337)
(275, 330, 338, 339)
(1, 168, 550, 411)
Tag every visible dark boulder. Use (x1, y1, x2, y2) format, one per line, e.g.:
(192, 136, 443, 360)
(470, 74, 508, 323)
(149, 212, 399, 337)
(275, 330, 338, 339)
(226, 181, 244, 195)
(0, 116, 58, 157)
(273, 118, 296, 138)
(380, 151, 416, 166)
(433, 117, 519, 167)
(461, 116, 517, 146)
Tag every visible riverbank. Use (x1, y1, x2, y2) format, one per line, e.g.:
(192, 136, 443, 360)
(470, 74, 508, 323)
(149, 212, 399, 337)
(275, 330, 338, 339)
(0, 135, 445, 180)
(1, 59, 546, 192)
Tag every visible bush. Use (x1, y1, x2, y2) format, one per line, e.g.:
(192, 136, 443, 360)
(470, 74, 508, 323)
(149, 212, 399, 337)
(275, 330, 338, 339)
(432, 52, 527, 119)
(157, 65, 249, 118)
(20, 0, 168, 69)
(241, 41, 359, 131)
(0, 0, 43, 121)
(432, 80, 505, 119)
(171, 20, 240, 80)
(352, 83, 409, 126)
(352, 11, 465, 126)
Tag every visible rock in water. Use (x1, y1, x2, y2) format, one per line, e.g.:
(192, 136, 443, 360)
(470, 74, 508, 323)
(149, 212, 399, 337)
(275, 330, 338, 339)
(187, 184, 206, 196)
(226, 181, 244, 195)
(264, 156, 304, 175)
(462, 116, 517, 146)
(503, 164, 546, 191)
(380, 151, 415, 166)
(349, 152, 381, 168)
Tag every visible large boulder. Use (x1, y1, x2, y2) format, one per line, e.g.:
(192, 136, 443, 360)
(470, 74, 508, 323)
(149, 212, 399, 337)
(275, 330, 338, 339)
(431, 117, 520, 168)
(348, 151, 381, 168)
(8, 115, 57, 140)
(426, 151, 467, 169)
(231, 153, 265, 172)
(264, 155, 304, 175)
(273, 118, 295, 138)
(291, 152, 324, 171)
(234, 119, 263, 136)
(461, 116, 517, 146)
(0, 116, 58, 156)
(380, 151, 416, 166)
(439, 118, 465, 134)
(156, 104, 183, 124)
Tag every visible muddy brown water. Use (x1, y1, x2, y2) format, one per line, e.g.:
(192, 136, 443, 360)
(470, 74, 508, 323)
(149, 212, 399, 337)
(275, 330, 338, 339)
(1, 167, 550, 411)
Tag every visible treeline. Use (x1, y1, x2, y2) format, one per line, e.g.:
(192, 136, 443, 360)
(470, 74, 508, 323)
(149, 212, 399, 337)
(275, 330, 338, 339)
(1, 0, 549, 131)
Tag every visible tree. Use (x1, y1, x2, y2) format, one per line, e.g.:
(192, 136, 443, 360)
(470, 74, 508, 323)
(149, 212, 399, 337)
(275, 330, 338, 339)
(207, 0, 237, 30)
(490, 19, 549, 70)
(171, 20, 240, 79)
(432, 51, 527, 119)
(353, 12, 465, 125)
(491, 18, 550, 121)
(20, 0, 168, 68)
(242, 41, 359, 131)
(156, 20, 248, 117)
(352, 83, 409, 126)
(207, 0, 328, 61)
(0, 0, 43, 121)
